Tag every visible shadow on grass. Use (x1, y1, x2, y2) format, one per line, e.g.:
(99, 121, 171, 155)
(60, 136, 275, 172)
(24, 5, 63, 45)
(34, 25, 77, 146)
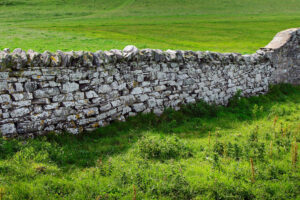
(2, 84, 300, 170)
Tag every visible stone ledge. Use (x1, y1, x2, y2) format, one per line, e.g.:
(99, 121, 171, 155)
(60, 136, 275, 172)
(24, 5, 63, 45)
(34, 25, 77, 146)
(262, 28, 299, 50)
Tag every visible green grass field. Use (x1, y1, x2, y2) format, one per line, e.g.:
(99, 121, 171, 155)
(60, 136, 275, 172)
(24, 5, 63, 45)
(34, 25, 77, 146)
(0, 84, 299, 199)
(0, 1, 300, 199)
(0, 0, 300, 53)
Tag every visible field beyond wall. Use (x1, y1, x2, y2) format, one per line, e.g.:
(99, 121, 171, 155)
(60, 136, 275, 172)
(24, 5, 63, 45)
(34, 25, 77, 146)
(0, 0, 300, 53)
(0, 1, 300, 199)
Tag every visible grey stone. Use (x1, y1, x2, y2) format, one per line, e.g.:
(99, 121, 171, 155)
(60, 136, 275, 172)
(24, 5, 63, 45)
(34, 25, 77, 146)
(24, 82, 38, 92)
(2, 113, 10, 119)
(44, 103, 59, 110)
(83, 107, 99, 117)
(154, 85, 167, 92)
(132, 103, 146, 112)
(62, 82, 79, 93)
(0, 81, 8, 91)
(111, 100, 121, 107)
(86, 91, 98, 99)
(11, 107, 30, 118)
(122, 106, 132, 114)
(34, 88, 60, 98)
(98, 85, 111, 93)
(14, 83, 23, 92)
(0, 72, 9, 80)
(0, 123, 17, 136)
(120, 95, 136, 105)
(147, 99, 157, 108)
(32, 98, 50, 105)
(52, 94, 66, 102)
(131, 87, 143, 95)
(62, 101, 75, 107)
(12, 93, 24, 101)
(100, 103, 112, 112)
(123, 45, 139, 58)
(70, 73, 83, 81)
(16, 122, 42, 134)
(12, 100, 31, 107)
(0, 94, 11, 103)
(74, 92, 85, 100)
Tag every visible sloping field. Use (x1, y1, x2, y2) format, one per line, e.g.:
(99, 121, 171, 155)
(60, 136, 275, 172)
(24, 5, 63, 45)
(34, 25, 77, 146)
(0, 0, 299, 53)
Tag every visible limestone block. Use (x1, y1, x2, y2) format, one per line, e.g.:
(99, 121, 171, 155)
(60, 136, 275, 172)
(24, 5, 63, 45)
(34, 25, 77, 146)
(0, 123, 17, 136)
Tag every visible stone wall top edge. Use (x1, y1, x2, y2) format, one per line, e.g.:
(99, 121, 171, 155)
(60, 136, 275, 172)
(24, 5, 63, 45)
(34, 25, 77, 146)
(0, 46, 270, 71)
(261, 28, 300, 51)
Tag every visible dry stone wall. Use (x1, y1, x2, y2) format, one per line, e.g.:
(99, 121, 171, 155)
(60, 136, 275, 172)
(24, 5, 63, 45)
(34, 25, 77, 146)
(0, 28, 299, 137)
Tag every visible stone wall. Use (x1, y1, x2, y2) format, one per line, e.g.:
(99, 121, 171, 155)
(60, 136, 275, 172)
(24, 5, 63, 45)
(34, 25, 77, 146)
(0, 28, 299, 137)
(261, 28, 300, 85)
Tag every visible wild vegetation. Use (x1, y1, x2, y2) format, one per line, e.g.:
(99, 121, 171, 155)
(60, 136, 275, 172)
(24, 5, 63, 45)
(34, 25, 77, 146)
(0, 84, 299, 199)
(0, 0, 300, 53)
(0, 0, 300, 199)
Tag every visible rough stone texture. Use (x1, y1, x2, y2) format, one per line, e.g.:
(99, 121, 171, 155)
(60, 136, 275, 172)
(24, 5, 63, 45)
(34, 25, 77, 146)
(0, 28, 299, 137)
(261, 28, 300, 85)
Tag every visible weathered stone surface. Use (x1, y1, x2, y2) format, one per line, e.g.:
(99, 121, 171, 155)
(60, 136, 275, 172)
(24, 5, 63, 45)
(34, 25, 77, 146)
(0, 72, 9, 80)
(0, 123, 17, 136)
(32, 98, 50, 105)
(133, 103, 146, 112)
(24, 82, 38, 92)
(12, 93, 25, 101)
(98, 85, 111, 93)
(131, 87, 143, 95)
(123, 45, 139, 59)
(0, 94, 11, 103)
(44, 103, 59, 110)
(86, 91, 98, 99)
(12, 100, 31, 107)
(83, 107, 99, 117)
(62, 82, 79, 93)
(100, 103, 112, 112)
(0, 81, 8, 91)
(0, 28, 299, 137)
(11, 107, 30, 118)
(34, 88, 60, 98)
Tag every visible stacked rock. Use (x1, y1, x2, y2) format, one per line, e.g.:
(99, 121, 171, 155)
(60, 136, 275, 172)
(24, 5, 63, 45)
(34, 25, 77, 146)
(0, 28, 299, 137)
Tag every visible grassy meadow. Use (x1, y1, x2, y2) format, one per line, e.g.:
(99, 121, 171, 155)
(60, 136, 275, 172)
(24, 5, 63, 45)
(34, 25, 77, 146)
(0, 0, 300, 199)
(0, 0, 299, 53)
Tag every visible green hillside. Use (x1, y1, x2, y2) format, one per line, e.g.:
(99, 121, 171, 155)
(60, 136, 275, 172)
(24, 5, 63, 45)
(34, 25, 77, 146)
(0, 1, 300, 199)
(0, 0, 299, 53)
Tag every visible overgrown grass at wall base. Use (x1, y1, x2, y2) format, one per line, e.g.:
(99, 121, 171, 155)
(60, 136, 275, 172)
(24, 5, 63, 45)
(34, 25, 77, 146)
(0, 84, 299, 199)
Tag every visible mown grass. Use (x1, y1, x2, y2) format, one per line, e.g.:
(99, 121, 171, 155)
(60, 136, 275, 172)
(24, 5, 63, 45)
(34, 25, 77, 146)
(0, 84, 299, 199)
(0, 0, 299, 53)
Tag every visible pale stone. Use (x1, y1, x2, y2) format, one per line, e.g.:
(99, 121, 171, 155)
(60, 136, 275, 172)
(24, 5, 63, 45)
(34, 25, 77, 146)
(86, 91, 98, 99)
(132, 103, 146, 112)
(131, 87, 143, 95)
(98, 85, 111, 93)
(0, 123, 17, 136)
(11, 107, 30, 118)
(62, 82, 79, 93)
